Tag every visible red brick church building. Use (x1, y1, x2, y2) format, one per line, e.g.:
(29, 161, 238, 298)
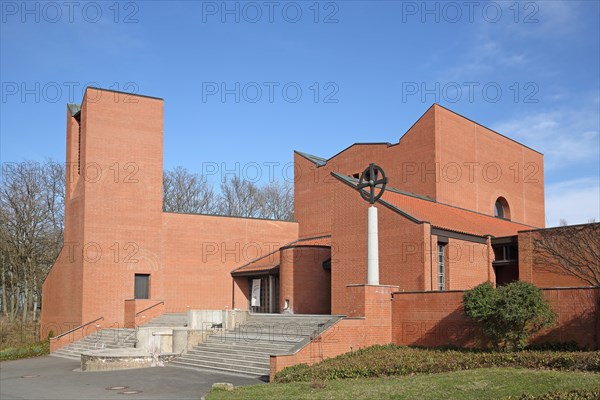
(42, 88, 599, 372)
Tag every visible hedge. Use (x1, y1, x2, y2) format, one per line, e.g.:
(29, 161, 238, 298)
(274, 345, 600, 383)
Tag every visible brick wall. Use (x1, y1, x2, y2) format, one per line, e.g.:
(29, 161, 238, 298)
(123, 299, 165, 328)
(519, 225, 598, 288)
(445, 237, 493, 290)
(162, 212, 298, 312)
(434, 105, 545, 227)
(280, 247, 331, 314)
(79, 88, 165, 327)
(533, 287, 599, 347)
(392, 291, 485, 348)
(391, 287, 600, 349)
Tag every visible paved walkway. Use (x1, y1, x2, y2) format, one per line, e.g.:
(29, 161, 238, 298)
(0, 356, 263, 399)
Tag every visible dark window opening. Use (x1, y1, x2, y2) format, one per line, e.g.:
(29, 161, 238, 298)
(494, 197, 510, 220)
(493, 244, 518, 262)
(437, 243, 445, 291)
(134, 274, 150, 299)
(248, 275, 279, 313)
(77, 119, 81, 175)
(494, 201, 504, 218)
(491, 236, 518, 286)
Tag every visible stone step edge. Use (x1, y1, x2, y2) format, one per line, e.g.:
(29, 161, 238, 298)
(169, 360, 268, 377)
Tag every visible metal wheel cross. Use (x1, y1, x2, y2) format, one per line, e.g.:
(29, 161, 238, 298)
(357, 163, 388, 204)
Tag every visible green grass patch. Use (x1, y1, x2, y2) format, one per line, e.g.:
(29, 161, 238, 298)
(0, 339, 49, 361)
(206, 368, 600, 400)
(275, 345, 600, 382)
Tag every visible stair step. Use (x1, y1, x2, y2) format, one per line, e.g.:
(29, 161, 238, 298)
(51, 326, 138, 359)
(203, 338, 297, 349)
(176, 354, 269, 369)
(166, 314, 338, 379)
(189, 345, 290, 357)
(206, 337, 303, 346)
(188, 348, 272, 361)
(170, 360, 268, 377)
(141, 312, 188, 328)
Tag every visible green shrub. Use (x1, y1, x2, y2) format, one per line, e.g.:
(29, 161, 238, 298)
(526, 342, 582, 352)
(464, 281, 556, 351)
(274, 345, 600, 383)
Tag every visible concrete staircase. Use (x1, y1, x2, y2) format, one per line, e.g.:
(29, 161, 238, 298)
(141, 312, 188, 327)
(170, 314, 338, 379)
(51, 328, 137, 360)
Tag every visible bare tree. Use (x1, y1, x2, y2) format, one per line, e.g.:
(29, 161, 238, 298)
(533, 223, 600, 286)
(163, 167, 294, 221)
(163, 167, 218, 214)
(218, 176, 265, 218)
(559, 218, 568, 226)
(0, 160, 64, 322)
(260, 180, 294, 221)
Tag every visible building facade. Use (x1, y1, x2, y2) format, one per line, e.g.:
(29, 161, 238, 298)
(41, 87, 596, 348)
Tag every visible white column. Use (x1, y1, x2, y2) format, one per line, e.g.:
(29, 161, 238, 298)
(367, 205, 380, 285)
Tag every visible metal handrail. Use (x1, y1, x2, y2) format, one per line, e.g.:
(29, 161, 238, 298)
(50, 317, 104, 340)
(135, 301, 165, 317)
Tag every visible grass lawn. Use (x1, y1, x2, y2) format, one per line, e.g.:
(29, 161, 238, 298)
(0, 320, 48, 361)
(206, 368, 600, 400)
(0, 340, 49, 361)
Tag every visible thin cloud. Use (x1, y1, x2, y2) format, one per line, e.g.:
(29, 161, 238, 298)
(493, 103, 600, 169)
(545, 177, 600, 227)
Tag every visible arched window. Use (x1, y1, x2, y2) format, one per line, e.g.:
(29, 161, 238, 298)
(494, 197, 510, 219)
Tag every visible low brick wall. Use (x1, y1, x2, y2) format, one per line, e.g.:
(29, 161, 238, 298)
(391, 290, 485, 348)
(391, 287, 600, 349)
(532, 287, 600, 347)
(270, 317, 384, 381)
(269, 284, 397, 381)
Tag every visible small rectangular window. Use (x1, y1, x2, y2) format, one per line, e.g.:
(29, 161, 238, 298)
(134, 274, 150, 299)
(437, 244, 445, 291)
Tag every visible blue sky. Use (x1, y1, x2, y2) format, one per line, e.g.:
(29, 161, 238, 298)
(1, 0, 599, 227)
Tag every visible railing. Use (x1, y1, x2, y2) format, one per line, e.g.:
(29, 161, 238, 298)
(135, 301, 165, 317)
(50, 317, 104, 341)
